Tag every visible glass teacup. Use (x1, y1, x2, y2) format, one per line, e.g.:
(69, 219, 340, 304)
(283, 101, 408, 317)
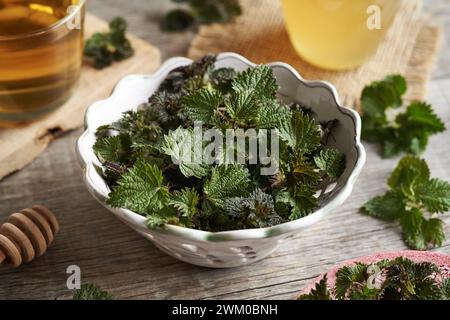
(0, 0, 85, 126)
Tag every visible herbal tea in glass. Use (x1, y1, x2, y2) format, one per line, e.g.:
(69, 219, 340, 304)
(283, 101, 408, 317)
(0, 0, 85, 126)
(281, 0, 402, 70)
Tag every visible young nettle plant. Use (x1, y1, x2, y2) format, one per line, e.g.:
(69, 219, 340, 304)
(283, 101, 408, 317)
(361, 156, 450, 250)
(93, 55, 346, 232)
(361, 75, 445, 158)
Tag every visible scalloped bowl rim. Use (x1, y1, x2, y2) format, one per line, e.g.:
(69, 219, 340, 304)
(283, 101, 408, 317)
(76, 52, 366, 242)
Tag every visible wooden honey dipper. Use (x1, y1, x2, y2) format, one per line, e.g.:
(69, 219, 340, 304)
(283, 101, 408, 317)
(0, 205, 59, 267)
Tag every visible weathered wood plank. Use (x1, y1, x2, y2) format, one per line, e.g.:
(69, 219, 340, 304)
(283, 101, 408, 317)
(0, 0, 449, 300)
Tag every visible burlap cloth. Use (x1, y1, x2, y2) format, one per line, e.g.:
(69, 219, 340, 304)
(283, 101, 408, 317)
(188, 0, 442, 110)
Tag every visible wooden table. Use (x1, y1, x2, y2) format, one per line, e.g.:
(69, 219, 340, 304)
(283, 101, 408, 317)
(1, 0, 449, 300)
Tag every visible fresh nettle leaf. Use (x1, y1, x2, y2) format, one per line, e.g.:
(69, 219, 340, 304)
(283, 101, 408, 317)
(225, 90, 259, 124)
(204, 165, 251, 206)
(298, 257, 450, 300)
(387, 155, 430, 193)
(170, 188, 200, 223)
(231, 65, 279, 99)
(416, 178, 450, 213)
(279, 110, 321, 154)
(289, 156, 321, 187)
(162, 127, 211, 178)
(362, 190, 405, 221)
(288, 185, 318, 219)
(107, 161, 169, 214)
(256, 99, 291, 129)
(361, 74, 445, 157)
(95, 55, 345, 232)
(93, 134, 132, 164)
(361, 156, 450, 250)
(84, 17, 134, 69)
(361, 74, 406, 118)
(73, 284, 113, 300)
(334, 263, 368, 299)
(314, 148, 346, 180)
(161, 0, 242, 32)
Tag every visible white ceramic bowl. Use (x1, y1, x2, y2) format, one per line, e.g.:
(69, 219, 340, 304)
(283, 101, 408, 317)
(76, 52, 366, 268)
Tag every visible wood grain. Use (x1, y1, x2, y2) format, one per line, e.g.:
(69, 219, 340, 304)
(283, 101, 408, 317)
(0, 0, 449, 300)
(0, 14, 161, 181)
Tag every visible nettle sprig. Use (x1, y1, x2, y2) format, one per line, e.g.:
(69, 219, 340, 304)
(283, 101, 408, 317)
(299, 257, 450, 300)
(93, 55, 346, 232)
(361, 75, 445, 158)
(361, 156, 450, 250)
(84, 17, 134, 69)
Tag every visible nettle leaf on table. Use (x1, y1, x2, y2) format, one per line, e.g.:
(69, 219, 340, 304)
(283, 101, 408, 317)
(416, 178, 450, 213)
(361, 74, 445, 157)
(387, 155, 430, 194)
(361, 155, 450, 250)
(362, 190, 405, 221)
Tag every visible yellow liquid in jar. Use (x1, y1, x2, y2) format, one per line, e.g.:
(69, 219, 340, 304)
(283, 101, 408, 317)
(281, 0, 402, 70)
(0, 0, 84, 126)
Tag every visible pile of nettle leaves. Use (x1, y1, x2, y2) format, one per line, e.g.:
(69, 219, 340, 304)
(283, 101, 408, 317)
(93, 55, 345, 231)
(299, 257, 450, 300)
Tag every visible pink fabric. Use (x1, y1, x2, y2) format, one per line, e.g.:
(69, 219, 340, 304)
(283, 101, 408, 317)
(298, 250, 450, 298)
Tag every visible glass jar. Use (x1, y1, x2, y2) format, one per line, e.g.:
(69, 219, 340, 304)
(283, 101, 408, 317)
(281, 0, 402, 70)
(0, 0, 85, 126)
